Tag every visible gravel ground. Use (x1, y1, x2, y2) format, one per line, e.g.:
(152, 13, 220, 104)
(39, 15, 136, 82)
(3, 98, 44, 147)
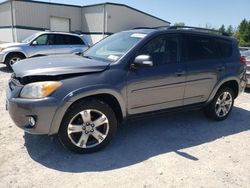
(0, 64, 249, 188)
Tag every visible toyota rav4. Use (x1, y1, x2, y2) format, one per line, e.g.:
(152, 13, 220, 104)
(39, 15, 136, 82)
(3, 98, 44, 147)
(6, 26, 247, 153)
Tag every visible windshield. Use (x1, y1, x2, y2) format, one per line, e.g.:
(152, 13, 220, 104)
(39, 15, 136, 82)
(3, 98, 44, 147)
(22, 33, 39, 43)
(84, 32, 147, 62)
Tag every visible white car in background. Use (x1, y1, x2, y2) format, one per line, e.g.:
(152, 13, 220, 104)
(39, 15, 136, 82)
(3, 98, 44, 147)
(0, 32, 91, 68)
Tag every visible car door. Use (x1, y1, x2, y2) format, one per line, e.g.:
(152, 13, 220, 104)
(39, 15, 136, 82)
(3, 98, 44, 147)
(54, 34, 87, 54)
(127, 34, 186, 115)
(183, 34, 224, 105)
(28, 34, 56, 57)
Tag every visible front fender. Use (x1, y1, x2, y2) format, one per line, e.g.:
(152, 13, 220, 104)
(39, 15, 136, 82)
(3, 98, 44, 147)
(49, 85, 126, 135)
(2, 47, 28, 61)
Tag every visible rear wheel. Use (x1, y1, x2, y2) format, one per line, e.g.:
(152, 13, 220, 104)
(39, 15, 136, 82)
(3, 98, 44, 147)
(204, 87, 235, 121)
(58, 100, 117, 153)
(5, 53, 25, 69)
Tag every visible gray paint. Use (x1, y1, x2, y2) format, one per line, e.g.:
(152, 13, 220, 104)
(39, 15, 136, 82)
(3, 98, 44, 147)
(0, 1, 11, 26)
(13, 1, 82, 32)
(7, 29, 245, 136)
(13, 54, 109, 77)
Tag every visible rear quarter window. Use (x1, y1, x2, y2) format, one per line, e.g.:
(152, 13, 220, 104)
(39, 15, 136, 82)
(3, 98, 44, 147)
(66, 35, 85, 45)
(215, 38, 233, 58)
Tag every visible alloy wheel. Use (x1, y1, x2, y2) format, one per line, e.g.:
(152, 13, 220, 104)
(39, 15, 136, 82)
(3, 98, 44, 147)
(215, 91, 233, 118)
(9, 57, 21, 66)
(67, 109, 109, 148)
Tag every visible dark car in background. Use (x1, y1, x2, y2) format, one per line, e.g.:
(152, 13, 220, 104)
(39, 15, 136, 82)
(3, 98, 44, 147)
(6, 26, 246, 153)
(243, 55, 250, 87)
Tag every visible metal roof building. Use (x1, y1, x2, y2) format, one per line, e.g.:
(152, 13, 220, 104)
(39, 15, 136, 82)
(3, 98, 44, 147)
(0, 0, 170, 44)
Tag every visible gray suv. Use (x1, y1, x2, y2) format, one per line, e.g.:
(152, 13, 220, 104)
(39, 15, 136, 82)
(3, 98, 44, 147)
(6, 26, 247, 153)
(0, 32, 89, 68)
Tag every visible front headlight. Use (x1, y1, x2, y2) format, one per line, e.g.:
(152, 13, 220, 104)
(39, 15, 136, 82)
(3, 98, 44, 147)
(20, 81, 62, 99)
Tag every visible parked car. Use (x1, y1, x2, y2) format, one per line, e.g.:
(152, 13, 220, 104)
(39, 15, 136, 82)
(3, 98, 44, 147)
(0, 32, 90, 68)
(241, 50, 250, 57)
(239, 47, 250, 52)
(244, 55, 250, 88)
(6, 26, 246, 153)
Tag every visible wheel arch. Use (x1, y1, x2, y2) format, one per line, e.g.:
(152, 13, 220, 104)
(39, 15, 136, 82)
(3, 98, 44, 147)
(4, 51, 26, 63)
(49, 89, 126, 135)
(207, 78, 240, 103)
(67, 93, 124, 124)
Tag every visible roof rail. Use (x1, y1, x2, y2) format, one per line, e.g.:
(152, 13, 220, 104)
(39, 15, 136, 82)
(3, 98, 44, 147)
(133, 27, 155, 30)
(133, 26, 170, 30)
(168, 25, 229, 36)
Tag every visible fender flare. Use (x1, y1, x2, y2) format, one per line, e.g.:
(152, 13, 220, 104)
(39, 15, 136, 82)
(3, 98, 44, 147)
(49, 86, 126, 135)
(3, 49, 27, 62)
(207, 77, 240, 103)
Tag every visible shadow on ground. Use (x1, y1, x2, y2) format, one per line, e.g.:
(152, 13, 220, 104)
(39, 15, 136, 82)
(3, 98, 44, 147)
(24, 107, 250, 173)
(0, 66, 12, 73)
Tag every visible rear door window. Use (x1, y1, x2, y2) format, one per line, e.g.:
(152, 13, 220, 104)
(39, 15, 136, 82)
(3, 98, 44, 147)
(186, 35, 220, 61)
(215, 39, 232, 58)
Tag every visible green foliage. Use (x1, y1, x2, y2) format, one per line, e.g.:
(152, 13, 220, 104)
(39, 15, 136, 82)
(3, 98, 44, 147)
(204, 23, 216, 30)
(226, 25, 234, 36)
(173, 19, 250, 47)
(236, 19, 250, 47)
(219, 24, 226, 33)
(174, 22, 185, 26)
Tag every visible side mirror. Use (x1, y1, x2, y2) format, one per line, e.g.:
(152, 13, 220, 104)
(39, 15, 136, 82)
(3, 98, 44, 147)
(31, 41, 38, 46)
(132, 55, 153, 68)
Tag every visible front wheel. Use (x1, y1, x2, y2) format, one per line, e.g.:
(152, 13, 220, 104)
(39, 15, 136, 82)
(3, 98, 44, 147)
(58, 100, 117, 153)
(204, 87, 235, 121)
(5, 53, 25, 69)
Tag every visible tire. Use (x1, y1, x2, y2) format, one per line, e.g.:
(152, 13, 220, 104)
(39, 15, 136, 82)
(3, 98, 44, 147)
(5, 53, 25, 69)
(58, 99, 118, 154)
(204, 87, 235, 121)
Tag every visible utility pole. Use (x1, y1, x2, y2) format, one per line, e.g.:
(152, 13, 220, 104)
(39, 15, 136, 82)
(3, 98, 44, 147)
(10, 0, 15, 42)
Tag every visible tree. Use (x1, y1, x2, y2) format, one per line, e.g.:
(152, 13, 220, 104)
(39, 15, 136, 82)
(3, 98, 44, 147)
(174, 22, 185, 27)
(236, 19, 250, 47)
(205, 23, 216, 30)
(218, 24, 226, 33)
(226, 25, 234, 36)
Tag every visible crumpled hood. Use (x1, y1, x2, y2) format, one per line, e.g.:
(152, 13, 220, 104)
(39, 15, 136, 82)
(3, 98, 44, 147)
(13, 54, 110, 78)
(0, 42, 25, 49)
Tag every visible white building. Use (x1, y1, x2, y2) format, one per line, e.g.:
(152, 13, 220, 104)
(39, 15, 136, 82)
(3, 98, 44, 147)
(0, 0, 170, 44)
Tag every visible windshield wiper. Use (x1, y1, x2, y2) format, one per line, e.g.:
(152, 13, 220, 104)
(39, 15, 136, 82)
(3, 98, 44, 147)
(82, 55, 92, 59)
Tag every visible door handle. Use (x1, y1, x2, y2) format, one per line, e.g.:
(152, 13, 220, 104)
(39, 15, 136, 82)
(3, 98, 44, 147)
(175, 70, 186, 77)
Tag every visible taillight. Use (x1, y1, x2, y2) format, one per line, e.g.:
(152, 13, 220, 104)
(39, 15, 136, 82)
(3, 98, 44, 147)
(240, 56, 247, 65)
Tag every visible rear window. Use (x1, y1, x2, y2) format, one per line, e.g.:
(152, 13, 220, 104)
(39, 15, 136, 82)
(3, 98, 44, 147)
(215, 39, 233, 58)
(186, 35, 220, 61)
